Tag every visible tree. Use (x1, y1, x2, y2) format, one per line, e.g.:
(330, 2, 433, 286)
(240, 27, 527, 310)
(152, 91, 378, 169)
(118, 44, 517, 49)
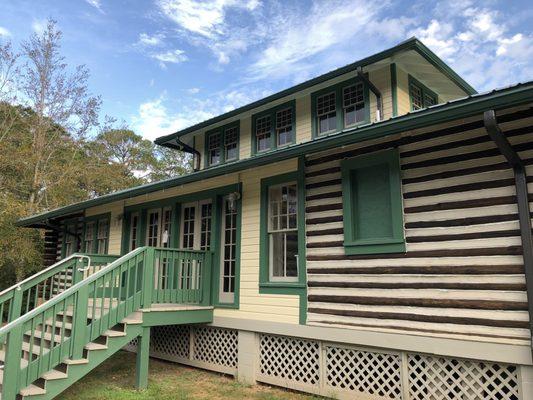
(150, 146, 193, 181)
(19, 19, 101, 212)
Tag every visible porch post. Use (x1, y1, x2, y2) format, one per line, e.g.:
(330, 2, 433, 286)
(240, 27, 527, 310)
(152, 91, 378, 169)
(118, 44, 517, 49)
(135, 326, 151, 390)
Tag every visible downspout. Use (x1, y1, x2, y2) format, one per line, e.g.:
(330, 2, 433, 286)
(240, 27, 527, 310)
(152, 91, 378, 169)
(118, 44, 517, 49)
(357, 67, 383, 122)
(484, 110, 533, 352)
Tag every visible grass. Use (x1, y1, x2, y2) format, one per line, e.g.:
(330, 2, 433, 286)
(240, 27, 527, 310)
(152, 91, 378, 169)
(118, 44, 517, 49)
(60, 351, 321, 400)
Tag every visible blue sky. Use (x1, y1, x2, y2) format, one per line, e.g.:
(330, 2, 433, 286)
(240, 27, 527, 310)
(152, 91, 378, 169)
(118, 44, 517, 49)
(0, 0, 532, 140)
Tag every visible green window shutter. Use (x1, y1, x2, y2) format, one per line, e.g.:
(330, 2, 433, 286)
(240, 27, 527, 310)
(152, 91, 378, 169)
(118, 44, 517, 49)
(341, 148, 405, 255)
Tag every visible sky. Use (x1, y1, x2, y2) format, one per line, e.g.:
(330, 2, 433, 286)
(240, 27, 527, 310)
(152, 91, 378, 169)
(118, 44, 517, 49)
(0, 0, 532, 141)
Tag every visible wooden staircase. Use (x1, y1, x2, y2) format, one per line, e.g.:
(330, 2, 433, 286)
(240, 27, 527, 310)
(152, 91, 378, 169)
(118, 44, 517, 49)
(0, 247, 213, 400)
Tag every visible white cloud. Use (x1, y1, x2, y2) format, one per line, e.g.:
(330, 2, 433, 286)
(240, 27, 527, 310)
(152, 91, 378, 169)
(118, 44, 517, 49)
(151, 49, 188, 67)
(187, 87, 200, 94)
(138, 33, 165, 47)
(131, 94, 213, 140)
(408, 3, 533, 91)
(0, 27, 11, 37)
(31, 19, 47, 34)
(156, 0, 261, 64)
(85, 0, 104, 12)
(131, 87, 270, 141)
(157, 0, 259, 38)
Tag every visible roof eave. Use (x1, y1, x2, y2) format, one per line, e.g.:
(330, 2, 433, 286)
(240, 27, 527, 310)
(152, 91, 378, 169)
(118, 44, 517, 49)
(18, 82, 532, 228)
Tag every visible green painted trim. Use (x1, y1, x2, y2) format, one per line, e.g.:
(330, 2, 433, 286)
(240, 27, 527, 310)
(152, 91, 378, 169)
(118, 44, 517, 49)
(341, 149, 406, 255)
(204, 121, 240, 168)
(408, 74, 438, 110)
(210, 182, 242, 309)
(141, 308, 213, 326)
(311, 76, 370, 138)
(259, 158, 307, 324)
(251, 100, 296, 155)
(18, 83, 533, 228)
(390, 63, 398, 117)
(154, 37, 476, 146)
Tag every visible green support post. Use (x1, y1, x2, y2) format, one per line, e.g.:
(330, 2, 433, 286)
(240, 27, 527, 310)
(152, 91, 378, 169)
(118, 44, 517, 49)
(142, 248, 154, 309)
(72, 258, 85, 285)
(71, 285, 89, 359)
(10, 285, 23, 321)
(201, 251, 213, 306)
(135, 326, 150, 390)
(2, 324, 24, 399)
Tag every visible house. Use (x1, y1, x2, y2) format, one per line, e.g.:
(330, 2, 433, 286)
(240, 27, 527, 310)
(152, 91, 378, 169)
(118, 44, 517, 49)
(3, 37, 533, 399)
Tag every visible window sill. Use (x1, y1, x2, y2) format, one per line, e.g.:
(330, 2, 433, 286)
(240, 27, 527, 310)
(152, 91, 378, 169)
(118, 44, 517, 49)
(259, 282, 305, 295)
(344, 240, 406, 255)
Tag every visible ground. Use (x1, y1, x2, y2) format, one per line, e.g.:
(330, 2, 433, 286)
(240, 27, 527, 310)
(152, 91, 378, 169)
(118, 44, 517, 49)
(61, 351, 320, 400)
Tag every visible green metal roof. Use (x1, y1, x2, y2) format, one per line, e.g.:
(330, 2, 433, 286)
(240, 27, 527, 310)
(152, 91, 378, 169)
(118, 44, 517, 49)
(18, 81, 533, 228)
(154, 37, 477, 147)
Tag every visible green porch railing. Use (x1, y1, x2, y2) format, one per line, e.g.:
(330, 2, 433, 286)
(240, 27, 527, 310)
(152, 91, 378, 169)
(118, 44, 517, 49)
(0, 247, 211, 400)
(0, 253, 120, 326)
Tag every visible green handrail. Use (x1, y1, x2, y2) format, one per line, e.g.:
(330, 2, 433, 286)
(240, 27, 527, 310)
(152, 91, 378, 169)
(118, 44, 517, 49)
(0, 253, 120, 326)
(0, 247, 210, 400)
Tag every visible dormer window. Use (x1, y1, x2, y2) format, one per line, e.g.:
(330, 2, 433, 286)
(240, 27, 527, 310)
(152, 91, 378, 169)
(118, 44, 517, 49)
(207, 132, 222, 166)
(343, 82, 365, 127)
(252, 101, 295, 154)
(256, 115, 271, 152)
(316, 92, 337, 135)
(409, 75, 438, 110)
(205, 122, 240, 167)
(312, 78, 368, 137)
(225, 126, 238, 161)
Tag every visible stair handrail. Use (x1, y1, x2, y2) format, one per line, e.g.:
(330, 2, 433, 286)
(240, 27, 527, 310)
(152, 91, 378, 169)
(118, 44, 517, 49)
(0, 253, 120, 325)
(0, 246, 210, 399)
(0, 248, 145, 337)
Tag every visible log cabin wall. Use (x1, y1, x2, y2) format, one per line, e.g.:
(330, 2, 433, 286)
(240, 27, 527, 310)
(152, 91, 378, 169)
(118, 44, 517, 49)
(304, 104, 533, 346)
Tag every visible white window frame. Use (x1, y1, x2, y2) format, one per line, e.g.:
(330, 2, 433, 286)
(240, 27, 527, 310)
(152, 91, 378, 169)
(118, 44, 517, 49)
(267, 182, 299, 283)
(219, 196, 237, 303)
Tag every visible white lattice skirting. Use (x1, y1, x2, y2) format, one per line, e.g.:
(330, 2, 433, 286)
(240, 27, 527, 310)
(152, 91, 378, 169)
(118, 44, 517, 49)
(126, 325, 525, 399)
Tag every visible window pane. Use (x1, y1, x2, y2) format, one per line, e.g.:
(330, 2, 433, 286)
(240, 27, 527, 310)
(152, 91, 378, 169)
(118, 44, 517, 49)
(344, 83, 365, 126)
(225, 127, 238, 161)
(84, 221, 95, 252)
(97, 219, 109, 254)
(208, 133, 222, 165)
(351, 163, 393, 240)
(276, 108, 293, 146)
(256, 115, 271, 152)
(285, 233, 298, 277)
(270, 232, 285, 277)
(424, 93, 436, 107)
(317, 92, 336, 135)
(410, 84, 423, 110)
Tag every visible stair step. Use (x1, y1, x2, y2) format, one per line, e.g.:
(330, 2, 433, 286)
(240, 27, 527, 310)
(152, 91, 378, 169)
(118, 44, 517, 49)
(63, 358, 88, 365)
(41, 369, 68, 381)
(103, 329, 126, 338)
(19, 384, 46, 397)
(84, 342, 107, 351)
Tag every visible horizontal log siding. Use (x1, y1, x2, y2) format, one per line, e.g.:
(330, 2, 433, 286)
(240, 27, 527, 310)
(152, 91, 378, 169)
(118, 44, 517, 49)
(304, 105, 533, 345)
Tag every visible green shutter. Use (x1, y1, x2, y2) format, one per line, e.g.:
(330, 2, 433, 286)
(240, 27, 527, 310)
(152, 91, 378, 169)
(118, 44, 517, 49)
(341, 149, 405, 255)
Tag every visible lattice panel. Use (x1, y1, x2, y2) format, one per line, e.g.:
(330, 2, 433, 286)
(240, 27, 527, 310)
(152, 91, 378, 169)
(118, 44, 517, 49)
(408, 354, 520, 400)
(192, 326, 238, 368)
(325, 345, 402, 399)
(259, 334, 320, 386)
(151, 325, 190, 359)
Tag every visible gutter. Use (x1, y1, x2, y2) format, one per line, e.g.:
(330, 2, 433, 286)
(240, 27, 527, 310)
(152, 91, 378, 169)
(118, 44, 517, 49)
(163, 137, 202, 171)
(483, 110, 533, 352)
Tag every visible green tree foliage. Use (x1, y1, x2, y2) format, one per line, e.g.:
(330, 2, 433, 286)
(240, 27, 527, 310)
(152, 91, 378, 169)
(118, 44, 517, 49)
(0, 20, 191, 290)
